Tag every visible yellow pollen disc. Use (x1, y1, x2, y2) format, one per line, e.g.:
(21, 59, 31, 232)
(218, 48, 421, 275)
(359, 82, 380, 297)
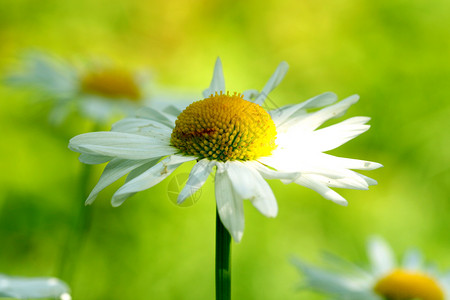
(80, 68, 141, 100)
(374, 269, 444, 300)
(171, 92, 277, 162)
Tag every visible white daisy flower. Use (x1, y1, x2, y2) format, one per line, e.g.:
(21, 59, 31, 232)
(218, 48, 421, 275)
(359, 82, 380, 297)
(0, 273, 71, 299)
(4, 51, 156, 124)
(293, 237, 450, 300)
(69, 58, 381, 242)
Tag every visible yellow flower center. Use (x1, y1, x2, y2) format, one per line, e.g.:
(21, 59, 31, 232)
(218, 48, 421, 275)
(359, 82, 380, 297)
(80, 68, 141, 100)
(374, 269, 444, 300)
(171, 92, 277, 162)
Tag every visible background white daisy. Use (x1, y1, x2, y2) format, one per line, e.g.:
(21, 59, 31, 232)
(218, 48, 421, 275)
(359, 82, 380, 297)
(4, 51, 148, 124)
(293, 236, 450, 300)
(0, 274, 70, 300)
(4, 51, 192, 125)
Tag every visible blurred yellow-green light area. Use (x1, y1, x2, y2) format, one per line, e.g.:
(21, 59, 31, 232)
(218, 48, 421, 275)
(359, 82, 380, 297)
(1, 0, 449, 299)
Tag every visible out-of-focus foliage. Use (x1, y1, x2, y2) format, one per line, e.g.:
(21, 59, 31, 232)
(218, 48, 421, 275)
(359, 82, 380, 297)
(0, 0, 449, 299)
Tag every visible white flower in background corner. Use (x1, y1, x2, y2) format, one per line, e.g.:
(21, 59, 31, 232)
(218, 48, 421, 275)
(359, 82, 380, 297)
(4, 51, 183, 124)
(69, 57, 381, 242)
(0, 274, 71, 300)
(293, 237, 450, 300)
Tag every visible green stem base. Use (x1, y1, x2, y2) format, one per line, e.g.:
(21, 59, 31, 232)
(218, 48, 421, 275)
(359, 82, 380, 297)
(215, 210, 231, 300)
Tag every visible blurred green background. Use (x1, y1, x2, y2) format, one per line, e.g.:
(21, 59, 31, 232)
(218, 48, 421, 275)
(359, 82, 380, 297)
(1, 0, 449, 299)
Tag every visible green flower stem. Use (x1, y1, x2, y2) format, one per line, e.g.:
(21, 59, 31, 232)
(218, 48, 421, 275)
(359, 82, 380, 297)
(216, 209, 231, 300)
(57, 162, 93, 284)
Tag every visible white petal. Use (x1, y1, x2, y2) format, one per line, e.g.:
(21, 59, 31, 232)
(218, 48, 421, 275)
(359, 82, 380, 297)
(307, 117, 371, 151)
(294, 176, 348, 206)
(241, 89, 259, 101)
(325, 177, 369, 190)
(111, 155, 196, 206)
(261, 150, 380, 198)
(253, 61, 289, 105)
(113, 160, 163, 203)
(75, 144, 174, 161)
(177, 159, 215, 204)
(359, 174, 378, 186)
(135, 106, 175, 128)
(6, 51, 77, 95)
(162, 104, 184, 117)
(402, 249, 423, 270)
(69, 131, 176, 160)
(288, 95, 360, 132)
(438, 275, 450, 294)
(78, 153, 112, 165)
(112, 117, 172, 134)
(202, 57, 225, 98)
(78, 97, 128, 123)
(322, 252, 373, 279)
(263, 152, 373, 185)
(305, 173, 369, 190)
(86, 158, 159, 205)
(261, 152, 382, 187)
(316, 154, 383, 171)
(292, 259, 376, 299)
(125, 160, 159, 182)
(111, 118, 173, 143)
(270, 92, 338, 125)
(0, 274, 70, 299)
(248, 160, 301, 181)
(367, 236, 396, 277)
(61, 293, 72, 300)
(303, 165, 367, 182)
(215, 162, 244, 242)
(226, 161, 278, 218)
